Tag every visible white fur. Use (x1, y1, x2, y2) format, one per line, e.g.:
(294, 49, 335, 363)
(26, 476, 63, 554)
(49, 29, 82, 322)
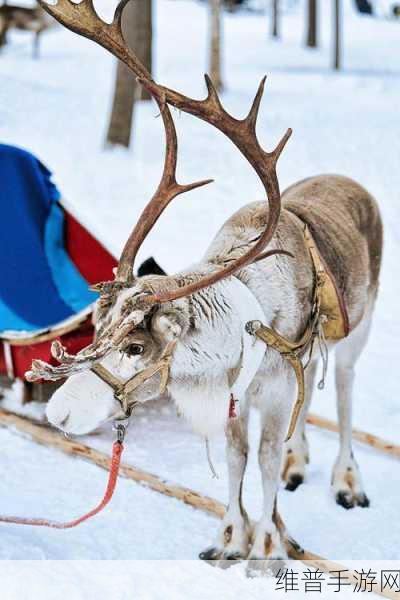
(170, 278, 266, 437)
(46, 371, 117, 435)
(46, 350, 142, 434)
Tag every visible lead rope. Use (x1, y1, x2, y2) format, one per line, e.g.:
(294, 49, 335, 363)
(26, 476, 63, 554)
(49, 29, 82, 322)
(205, 438, 219, 479)
(0, 422, 126, 529)
(317, 316, 329, 390)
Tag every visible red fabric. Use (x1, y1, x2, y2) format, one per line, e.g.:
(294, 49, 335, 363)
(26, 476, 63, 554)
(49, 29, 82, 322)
(64, 211, 117, 285)
(0, 209, 118, 380)
(0, 441, 123, 529)
(0, 345, 6, 375)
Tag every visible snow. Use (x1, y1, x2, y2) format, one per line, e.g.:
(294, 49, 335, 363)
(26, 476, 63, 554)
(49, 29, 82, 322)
(1, 0, 400, 597)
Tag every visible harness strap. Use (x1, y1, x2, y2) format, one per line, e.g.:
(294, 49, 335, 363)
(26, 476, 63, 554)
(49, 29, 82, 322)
(91, 363, 124, 392)
(246, 320, 313, 442)
(90, 341, 176, 416)
(246, 225, 348, 441)
(303, 225, 350, 340)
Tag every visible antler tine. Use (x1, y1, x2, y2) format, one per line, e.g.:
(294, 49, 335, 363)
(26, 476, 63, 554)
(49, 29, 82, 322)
(42, 2, 293, 298)
(116, 94, 213, 284)
(273, 127, 293, 163)
(38, 1, 210, 286)
(137, 78, 292, 304)
(245, 75, 267, 135)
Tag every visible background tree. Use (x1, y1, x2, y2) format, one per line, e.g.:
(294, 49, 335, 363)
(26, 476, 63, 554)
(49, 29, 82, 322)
(333, 0, 342, 70)
(209, 0, 223, 91)
(305, 0, 318, 48)
(271, 0, 279, 39)
(106, 0, 152, 148)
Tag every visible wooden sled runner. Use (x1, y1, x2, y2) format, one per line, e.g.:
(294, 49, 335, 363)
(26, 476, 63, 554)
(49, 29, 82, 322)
(0, 407, 397, 600)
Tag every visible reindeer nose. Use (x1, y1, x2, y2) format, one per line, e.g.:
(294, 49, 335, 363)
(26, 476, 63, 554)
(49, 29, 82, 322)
(59, 412, 70, 428)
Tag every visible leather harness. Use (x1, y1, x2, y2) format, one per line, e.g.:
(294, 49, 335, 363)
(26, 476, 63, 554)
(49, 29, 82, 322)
(90, 341, 176, 417)
(246, 224, 350, 440)
(90, 225, 349, 441)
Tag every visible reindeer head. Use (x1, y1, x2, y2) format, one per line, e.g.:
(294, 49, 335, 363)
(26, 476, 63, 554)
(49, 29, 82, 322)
(27, 0, 292, 436)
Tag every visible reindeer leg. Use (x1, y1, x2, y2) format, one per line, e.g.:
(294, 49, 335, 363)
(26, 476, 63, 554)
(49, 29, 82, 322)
(248, 373, 294, 568)
(199, 400, 250, 562)
(273, 503, 305, 558)
(0, 19, 7, 49)
(281, 359, 317, 491)
(33, 31, 40, 59)
(332, 313, 372, 509)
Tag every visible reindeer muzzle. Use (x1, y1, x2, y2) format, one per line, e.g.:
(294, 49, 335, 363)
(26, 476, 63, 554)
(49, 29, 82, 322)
(90, 341, 176, 417)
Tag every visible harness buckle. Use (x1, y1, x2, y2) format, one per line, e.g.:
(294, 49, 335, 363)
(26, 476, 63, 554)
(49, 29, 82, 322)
(113, 419, 129, 444)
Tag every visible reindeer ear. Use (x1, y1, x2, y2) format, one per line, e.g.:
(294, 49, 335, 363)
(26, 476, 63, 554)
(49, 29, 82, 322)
(151, 307, 188, 343)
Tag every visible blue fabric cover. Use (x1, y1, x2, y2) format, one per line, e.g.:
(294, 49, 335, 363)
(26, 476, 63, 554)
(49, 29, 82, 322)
(0, 144, 97, 333)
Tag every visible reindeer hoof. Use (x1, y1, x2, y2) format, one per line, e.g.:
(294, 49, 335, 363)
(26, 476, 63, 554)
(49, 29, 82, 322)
(336, 491, 354, 509)
(336, 490, 370, 509)
(247, 558, 286, 578)
(222, 551, 245, 561)
(285, 473, 304, 491)
(199, 547, 222, 561)
(357, 493, 370, 508)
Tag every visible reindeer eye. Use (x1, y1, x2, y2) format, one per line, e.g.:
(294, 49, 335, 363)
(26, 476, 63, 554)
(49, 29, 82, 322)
(124, 344, 144, 357)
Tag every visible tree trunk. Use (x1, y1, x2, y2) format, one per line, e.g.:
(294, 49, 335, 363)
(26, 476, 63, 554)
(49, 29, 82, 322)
(306, 0, 318, 48)
(333, 0, 341, 70)
(271, 0, 279, 38)
(209, 0, 223, 91)
(137, 0, 152, 101)
(106, 0, 152, 147)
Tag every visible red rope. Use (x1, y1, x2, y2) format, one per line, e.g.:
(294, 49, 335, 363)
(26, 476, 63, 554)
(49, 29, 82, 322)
(0, 441, 123, 529)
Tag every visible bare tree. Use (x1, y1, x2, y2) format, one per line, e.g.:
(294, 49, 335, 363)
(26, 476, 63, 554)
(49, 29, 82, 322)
(106, 0, 152, 147)
(137, 0, 152, 101)
(271, 0, 279, 38)
(333, 0, 342, 70)
(209, 0, 223, 91)
(306, 0, 318, 48)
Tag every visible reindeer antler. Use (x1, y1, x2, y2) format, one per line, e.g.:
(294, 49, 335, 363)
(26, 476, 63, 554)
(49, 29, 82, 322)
(116, 99, 213, 284)
(139, 76, 291, 303)
(39, 0, 292, 300)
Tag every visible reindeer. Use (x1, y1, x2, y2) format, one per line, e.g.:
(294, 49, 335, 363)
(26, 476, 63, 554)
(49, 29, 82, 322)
(27, 0, 382, 563)
(0, 3, 52, 58)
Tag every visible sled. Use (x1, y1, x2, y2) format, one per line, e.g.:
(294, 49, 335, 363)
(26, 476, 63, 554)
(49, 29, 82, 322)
(0, 144, 117, 401)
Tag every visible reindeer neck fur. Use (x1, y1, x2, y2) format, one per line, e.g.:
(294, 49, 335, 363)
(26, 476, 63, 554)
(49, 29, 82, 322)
(165, 275, 265, 437)
(164, 212, 314, 438)
(205, 204, 316, 342)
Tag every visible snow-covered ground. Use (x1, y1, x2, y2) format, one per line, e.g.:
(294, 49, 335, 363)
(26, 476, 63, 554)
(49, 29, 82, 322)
(0, 0, 399, 597)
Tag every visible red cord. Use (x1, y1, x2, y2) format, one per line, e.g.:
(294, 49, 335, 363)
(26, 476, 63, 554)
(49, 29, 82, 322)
(229, 393, 237, 419)
(0, 441, 123, 529)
